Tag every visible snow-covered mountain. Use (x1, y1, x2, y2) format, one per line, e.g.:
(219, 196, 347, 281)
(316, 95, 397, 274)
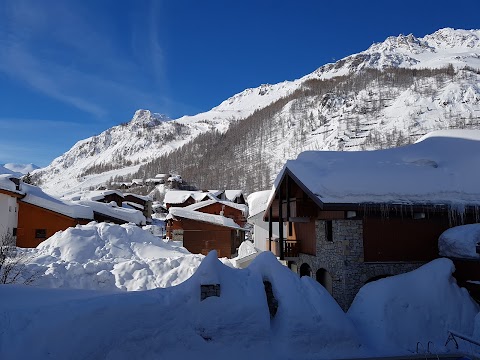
(1, 163, 39, 176)
(35, 28, 480, 195)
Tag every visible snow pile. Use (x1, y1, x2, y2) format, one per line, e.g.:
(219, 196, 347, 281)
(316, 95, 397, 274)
(348, 258, 479, 356)
(0, 251, 365, 359)
(30, 222, 212, 290)
(0, 246, 479, 358)
(236, 240, 258, 258)
(439, 224, 480, 259)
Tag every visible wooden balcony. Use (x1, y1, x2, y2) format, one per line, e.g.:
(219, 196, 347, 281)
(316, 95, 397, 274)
(266, 238, 299, 258)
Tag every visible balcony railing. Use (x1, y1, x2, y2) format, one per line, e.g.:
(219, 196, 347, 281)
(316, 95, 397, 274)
(266, 238, 299, 258)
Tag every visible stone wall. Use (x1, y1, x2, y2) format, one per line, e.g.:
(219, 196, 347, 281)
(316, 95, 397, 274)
(297, 219, 424, 311)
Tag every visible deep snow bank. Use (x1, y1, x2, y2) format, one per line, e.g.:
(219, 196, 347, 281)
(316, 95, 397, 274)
(29, 222, 226, 290)
(0, 251, 364, 360)
(347, 258, 479, 356)
(439, 224, 480, 259)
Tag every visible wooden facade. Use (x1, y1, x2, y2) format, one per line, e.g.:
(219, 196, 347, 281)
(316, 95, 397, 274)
(166, 216, 244, 258)
(265, 170, 480, 263)
(16, 201, 89, 248)
(181, 219, 242, 258)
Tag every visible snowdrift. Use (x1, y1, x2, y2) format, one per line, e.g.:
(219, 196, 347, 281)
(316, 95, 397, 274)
(29, 222, 217, 290)
(439, 224, 480, 259)
(0, 251, 364, 360)
(348, 258, 479, 356)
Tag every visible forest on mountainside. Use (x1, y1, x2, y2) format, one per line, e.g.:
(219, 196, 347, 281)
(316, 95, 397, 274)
(129, 66, 480, 194)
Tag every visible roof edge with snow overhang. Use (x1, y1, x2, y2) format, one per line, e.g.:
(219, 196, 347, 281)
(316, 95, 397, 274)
(167, 207, 244, 230)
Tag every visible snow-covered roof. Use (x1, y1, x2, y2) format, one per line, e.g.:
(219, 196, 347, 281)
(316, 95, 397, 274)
(184, 199, 248, 215)
(163, 190, 195, 204)
(123, 201, 144, 211)
(163, 190, 211, 204)
(225, 190, 244, 201)
(273, 130, 480, 207)
(124, 193, 152, 202)
(65, 190, 125, 203)
(76, 200, 146, 225)
(167, 175, 182, 183)
(21, 183, 93, 219)
(0, 174, 22, 194)
(247, 190, 272, 218)
(207, 189, 224, 197)
(86, 190, 124, 202)
(167, 207, 244, 230)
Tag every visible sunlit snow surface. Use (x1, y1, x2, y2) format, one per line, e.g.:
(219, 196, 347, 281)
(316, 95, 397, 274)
(26, 222, 214, 290)
(0, 224, 478, 359)
(273, 130, 480, 206)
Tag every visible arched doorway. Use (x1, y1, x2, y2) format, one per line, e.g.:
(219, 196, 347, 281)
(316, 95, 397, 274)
(316, 268, 333, 294)
(299, 263, 312, 277)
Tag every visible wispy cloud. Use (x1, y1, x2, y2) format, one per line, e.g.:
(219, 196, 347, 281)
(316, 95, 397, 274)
(0, 0, 170, 119)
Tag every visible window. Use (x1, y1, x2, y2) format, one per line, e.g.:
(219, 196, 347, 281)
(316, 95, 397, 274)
(35, 229, 47, 239)
(325, 221, 333, 242)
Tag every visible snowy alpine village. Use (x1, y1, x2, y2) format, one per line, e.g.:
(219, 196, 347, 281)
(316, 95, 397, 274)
(3, 26, 480, 360)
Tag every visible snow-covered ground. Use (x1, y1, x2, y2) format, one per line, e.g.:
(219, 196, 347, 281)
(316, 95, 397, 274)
(17, 222, 233, 291)
(0, 222, 479, 359)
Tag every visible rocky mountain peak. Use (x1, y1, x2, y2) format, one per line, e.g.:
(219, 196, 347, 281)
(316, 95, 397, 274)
(423, 28, 480, 49)
(130, 109, 170, 129)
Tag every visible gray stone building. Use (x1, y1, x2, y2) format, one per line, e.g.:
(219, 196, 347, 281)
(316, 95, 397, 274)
(264, 132, 480, 311)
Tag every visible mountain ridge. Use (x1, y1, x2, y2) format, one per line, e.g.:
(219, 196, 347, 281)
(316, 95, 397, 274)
(33, 28, 480, 195)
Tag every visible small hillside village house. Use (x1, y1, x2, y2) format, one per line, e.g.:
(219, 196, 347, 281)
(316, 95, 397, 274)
(166, 195, 248, 258)
(163, 190, 209, 209)
(67, 190, 152, 223)
(0, 176, 147, 248)
(224, 190, 246, 204)
(264, 130, 480, 310)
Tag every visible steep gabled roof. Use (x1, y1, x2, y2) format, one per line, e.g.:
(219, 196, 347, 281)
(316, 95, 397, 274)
(225, 190, 244, 202)
(270, 130, 480, 210)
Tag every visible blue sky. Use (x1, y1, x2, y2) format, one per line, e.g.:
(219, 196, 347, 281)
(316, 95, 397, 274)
(0, 0, 479, 167)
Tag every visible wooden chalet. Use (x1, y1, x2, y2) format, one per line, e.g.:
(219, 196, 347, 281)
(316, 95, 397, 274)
(1, 177, 146, 248)
(264, 130, 480, 310)
(166, 203, 246, 258)
(16, 200, 90, 247)
(0, 176, 93, 248)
